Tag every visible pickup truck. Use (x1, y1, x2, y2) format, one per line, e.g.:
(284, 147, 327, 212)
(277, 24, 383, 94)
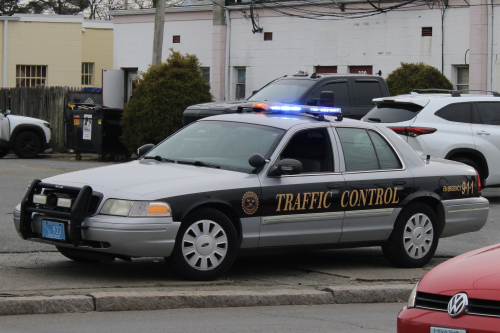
(183, 73, 390, 125)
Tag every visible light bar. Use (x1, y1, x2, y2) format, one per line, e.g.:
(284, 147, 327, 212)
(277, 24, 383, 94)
(33, 194, 47, 205)
(269, 105, 303, 112)
(309, 107, 342, 113)
(267, 104, 342, 116)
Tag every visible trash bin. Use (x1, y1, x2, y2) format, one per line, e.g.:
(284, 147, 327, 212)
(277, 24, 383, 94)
(67, 103, 129, 161)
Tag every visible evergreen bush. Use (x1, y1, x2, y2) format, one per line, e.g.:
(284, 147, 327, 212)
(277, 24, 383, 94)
(386, 62, 453, 96)
(121, 50, 213, 152)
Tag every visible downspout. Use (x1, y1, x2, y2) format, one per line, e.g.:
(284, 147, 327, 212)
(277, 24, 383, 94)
(3, 20, 7, 88)
(225, 8, 231, 101)
(487, 0, 493, 91)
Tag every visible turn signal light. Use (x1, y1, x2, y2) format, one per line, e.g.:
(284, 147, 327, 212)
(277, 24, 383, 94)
(147, 203, 170, 215)
(252, 102, 269, 110)
(389, 127, 437, 137)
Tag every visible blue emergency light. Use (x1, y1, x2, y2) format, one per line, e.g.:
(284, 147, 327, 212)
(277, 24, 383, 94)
(265, 103, 342, 121)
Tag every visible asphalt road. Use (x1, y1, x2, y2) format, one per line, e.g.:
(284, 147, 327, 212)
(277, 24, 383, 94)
(1, 155, 499, 256)
(0, 303, 403, 333)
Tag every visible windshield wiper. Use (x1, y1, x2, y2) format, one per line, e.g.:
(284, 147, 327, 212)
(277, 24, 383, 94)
(177, 160, 220, 169)
(143, 155, 175, 163)
(368, 118, 381, 122)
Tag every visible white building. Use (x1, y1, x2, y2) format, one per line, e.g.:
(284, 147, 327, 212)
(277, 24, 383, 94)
(110, 0, 496, 103)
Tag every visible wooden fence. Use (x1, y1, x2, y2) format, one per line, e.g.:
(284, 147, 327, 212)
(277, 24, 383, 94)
(0, 87, 102, 152)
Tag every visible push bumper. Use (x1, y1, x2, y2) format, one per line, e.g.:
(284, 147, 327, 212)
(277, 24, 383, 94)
(14, 206, 181, 257)
(398, 306, 500, 333)
(441, 197, 489, 238)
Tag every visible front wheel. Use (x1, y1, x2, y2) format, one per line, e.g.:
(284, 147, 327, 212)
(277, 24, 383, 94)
(14, 131, 41, 158)
(169, 208, 238, 281)
(382, 202, 439, 268)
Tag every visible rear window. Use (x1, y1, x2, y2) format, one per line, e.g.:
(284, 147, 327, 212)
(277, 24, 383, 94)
(362, 102, 423, 123)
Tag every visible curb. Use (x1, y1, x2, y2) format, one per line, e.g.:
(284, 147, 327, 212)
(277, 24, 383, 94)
(0, 285, 413, 316)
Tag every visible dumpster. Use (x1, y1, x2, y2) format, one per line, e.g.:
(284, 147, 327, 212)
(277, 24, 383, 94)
(67, 103, 129, 161)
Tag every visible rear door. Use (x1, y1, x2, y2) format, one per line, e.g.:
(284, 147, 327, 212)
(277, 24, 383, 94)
(258, 125, 346, 247)
(334, 126, 414, 243)
(471, 102, 500, 185)
(351, 78, 386, 119)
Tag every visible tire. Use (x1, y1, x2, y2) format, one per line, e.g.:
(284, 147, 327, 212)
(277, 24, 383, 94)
(56, 246, 115, 263)
(13, 131, 41, 159)
(0, 149, 8, 158)
(451, 157, 484, 185)
(382, 202, 439, 268)
(169, 208, 238, 281)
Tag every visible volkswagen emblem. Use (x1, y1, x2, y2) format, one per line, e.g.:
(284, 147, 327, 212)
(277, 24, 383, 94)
(447, 293, 468, 318)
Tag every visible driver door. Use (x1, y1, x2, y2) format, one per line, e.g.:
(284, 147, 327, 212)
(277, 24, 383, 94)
(0, 112, 9, 142)
(258, 125, 346, 247)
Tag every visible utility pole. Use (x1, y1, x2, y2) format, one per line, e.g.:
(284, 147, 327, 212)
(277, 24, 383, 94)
(152, 0, 167, 66)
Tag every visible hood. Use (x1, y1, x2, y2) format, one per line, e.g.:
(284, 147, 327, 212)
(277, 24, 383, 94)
(185, 101, 253, 112)
(7, 114, 47, 124)
(42, 160, 251, 198)
(418, 244, 500, 300)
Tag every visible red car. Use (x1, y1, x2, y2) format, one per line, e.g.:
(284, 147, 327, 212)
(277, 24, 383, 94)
(398, 243, 500, 333)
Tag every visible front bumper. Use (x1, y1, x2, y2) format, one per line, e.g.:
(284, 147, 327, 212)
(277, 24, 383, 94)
(398, 306, 500, 333)
(441, 197, 489, 238)
(14, 180, 181, 258)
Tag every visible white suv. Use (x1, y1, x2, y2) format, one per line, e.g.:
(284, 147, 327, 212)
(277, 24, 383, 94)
(0, 109, 52, 158)
(362, 90, 500, 186)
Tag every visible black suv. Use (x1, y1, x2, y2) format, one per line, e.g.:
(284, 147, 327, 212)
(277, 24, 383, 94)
(183, 73, 390, 125)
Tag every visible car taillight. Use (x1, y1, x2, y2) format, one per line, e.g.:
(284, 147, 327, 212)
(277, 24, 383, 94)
(476, 171, 481, 192)
(389, 127, 437, 137)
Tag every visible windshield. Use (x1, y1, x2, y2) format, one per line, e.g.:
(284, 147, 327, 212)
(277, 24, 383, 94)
(362, 102, 424, 123)
(145, 121, 285, 173)
(248, 79, 314, 103)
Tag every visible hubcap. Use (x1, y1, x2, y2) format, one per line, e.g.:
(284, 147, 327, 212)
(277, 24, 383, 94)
(181, 220, 228, 271)
(21, 136, 36, 154)
(403, 213, 433, 259)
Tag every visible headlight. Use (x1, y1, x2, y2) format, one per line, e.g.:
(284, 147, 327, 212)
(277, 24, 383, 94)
(43, 123, 51, 129)
(100, 199, 171, 217)
(407, 282, 419, 308)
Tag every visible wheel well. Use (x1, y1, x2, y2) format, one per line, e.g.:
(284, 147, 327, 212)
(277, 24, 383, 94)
(445, 150, 489, 180)
(184, 203, 242, 243)
(11, 126, 46, 149)
(405, 197, 445, 236)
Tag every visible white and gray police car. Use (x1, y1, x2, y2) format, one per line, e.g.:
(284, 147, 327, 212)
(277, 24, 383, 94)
(13, 104, 489, 280)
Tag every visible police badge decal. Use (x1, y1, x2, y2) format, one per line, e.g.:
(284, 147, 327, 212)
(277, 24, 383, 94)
(242, 191, 259, 215)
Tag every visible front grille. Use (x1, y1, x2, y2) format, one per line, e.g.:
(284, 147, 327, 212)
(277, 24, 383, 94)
(415, 292, 451, 311)
(416, 292, 500, 318)
(87, 195, 102, 214)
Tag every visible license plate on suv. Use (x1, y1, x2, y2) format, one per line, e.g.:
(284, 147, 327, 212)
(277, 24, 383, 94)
(431, 327, 467, 333)
(42, 220, 66, 241)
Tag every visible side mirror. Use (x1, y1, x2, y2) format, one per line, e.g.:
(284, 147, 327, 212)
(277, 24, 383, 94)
(5, 110, 10, 115)
(248, 153, 266, 168)
(319, 91, 334, 106)
(268, 159, 303, 176)
(137, 143, 155, 157)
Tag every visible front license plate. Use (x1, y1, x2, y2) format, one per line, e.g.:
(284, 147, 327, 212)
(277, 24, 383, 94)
(431, 327, 467, 333)
(42, 220, 66, 241)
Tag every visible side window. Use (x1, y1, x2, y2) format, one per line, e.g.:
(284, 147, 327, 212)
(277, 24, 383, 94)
(476, 102, 500, 125)
(279, 128, 333, 173)
(435, 103, 471, 123)
(306, 81, 349, 107)
(353, 80, 382, 106)
(337, 128, 401, 171)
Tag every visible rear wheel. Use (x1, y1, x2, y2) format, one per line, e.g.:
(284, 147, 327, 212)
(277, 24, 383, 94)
(14, 131, 41, 159)
(382, 202, 439, 268)
(169, 208, 238, 281)
(0, 149, 8, 158)
(56, 246, 115, 263)
(451, 157, 484, 184)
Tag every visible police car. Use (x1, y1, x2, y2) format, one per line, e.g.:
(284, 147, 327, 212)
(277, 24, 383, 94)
(13, 105, 489, 280)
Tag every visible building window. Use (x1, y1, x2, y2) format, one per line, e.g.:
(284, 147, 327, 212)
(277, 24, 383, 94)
(173, 35, 180, 43)
(235, 67, 246, 100)
(422, 27, 432, 37)
(315, 66, 338, 74)
(200, 67, 210, 84)
(81, 63, 94, 86)
(264, 32, 273, 41)
(456, 66, 469, 91)
(16, 65, 47, 87)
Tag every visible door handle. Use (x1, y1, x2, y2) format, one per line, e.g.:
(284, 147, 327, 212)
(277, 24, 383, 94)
(328, 184, 344, 189)
(393, 181, 406, 185)
(477, 131, 490, 135)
